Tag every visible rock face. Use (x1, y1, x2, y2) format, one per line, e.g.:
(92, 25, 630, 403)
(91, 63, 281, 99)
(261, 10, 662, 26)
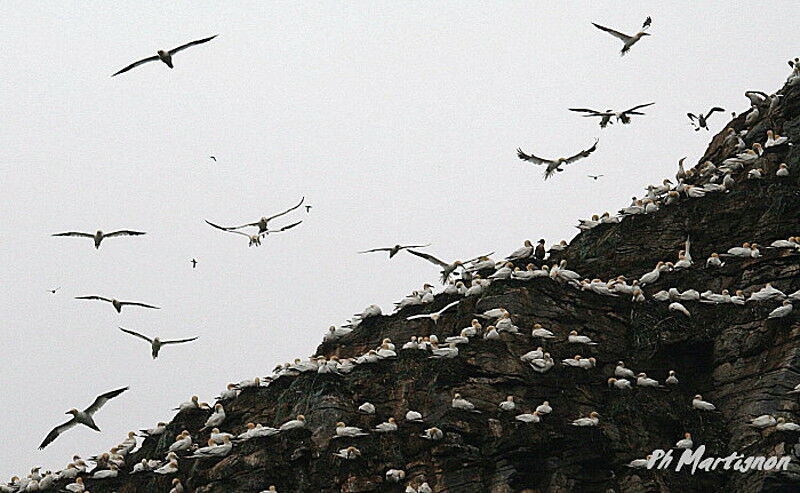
(44, 81, 800, 492)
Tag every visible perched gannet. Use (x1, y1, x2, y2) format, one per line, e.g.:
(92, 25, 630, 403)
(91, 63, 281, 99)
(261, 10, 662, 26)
(748, 283, 786, 302)
(536, 401, 552, 415)
(765, 130, 789, 148)
(520, 347, 544, 363)
(200, 403, 226, 431)
(452, 393, 479, 412)
(405, 410, 424, 422)
(626, 456, 652, 469)
(430, 342, 459, 359)
(750, 415, 777, 429)
(333, 446, 361, 459)
(636, 373, 661, 387)
(675, 433, 693, 449)
(170, 478, 185, 493)
(483, 325, 501, 340)
(187, 436, 233, 458)
(489, 262, 515, 279)
(669, 302, 691, 317)
(335, 422, 369, 438)
(571, 411, 600, 427)
(118, 327, 198, 359)
(688, 107, 725, 131)
(568, 330, 598, 345)
(706, 253, 725, 268)
(407, 249, 494, 283)
(768, 300, 793, 319)
(174, 395, 200, 411)
(374, 417, 398, 432)
(406, 300, 460, 323)
(515, 411, 541, 423)
(420, 427, 444, 440)
(154, 460, 179, 475)
(498, 396, 516, 411)
(324, 325, 353, 342)
(358, 243, 431, 258)
(505, 240, 535, 261)
(92, 464, 119, 479)
(777, 163, 790, 176)
(52, 229, 146, 249)
(592, 17, 651, 55)
(39, 387, 128, 449)
(74, 295, 160, 313)
(63, 477, 85, 492)
(167, 432, 192, 454)
(638, 263, 662, 285)
(615, 361, 636, 379)
(692, 394, 716, 411)
(279, 415, 306, 431)
(531, 323, 556, 339)
(112, 35, 217, 76)
(666, 370, 679, 385)
(748, 168, 764, 180)
(776, 417, 800, 431)
(770, 237, 800, 249)
(357, 402, 376, 415)
(530, 353, 555, 373)
(204, 218, 301, 247)
(209, 428, 234, 444)
(386, 469, 406, 482)
(608, 377, 632, 390)
(445, 329, 472, 345)
(516, 139, 599, 179)
(569, 102, 655, 126)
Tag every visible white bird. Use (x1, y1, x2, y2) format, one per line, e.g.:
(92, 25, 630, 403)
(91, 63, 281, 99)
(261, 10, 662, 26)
(406, 300, 460, 323)
(592, 17, 652, 55)
(374, 418, 398, 432)
(748, 283, 786, 302)
(608, 377, 632, 390)
(567, 330, 598, 345)
(669, 302, 691, 317)
(279, 415, 306, 431)
(626, 456, 652, 469)
(516, 139, 600, 179)
(776, 163, 790, 176)
(765, 130, 789, 148)
(531, 324, 556, 339)
(666, 370, 679, 385)
(615, 361, 636, 379)
(154, 460, 179, 475)
(386, 469, 406, 483)
(200, 403, 226, 431)
(776, 418, 800, 431)
(636, 373, 661, 387)
(769, 300, 793, 319)
(571, 411, 600, 427)
(91, 464, 119, 479)
(358, 402, 376, 414)
(205, 218, 301, 247)
(52, 229, 146, 249)
(335, 422, 369, 437)
(483, 326, 501, 340)
(675, 433, 693, 449)
(515, 411, 541, 423)
(536, 401, 552, 414)
(168, 431, 192, 453)
(358, 243, 431, 258)
(749, 415, 777, 429)
(420, 427, 444, 440)
(74, 295, 160, 313)
(499, 396, 516, 411)
(452, 393, 478, 412)
(112, 35, 218, 76)
(39, 387, 129, 449)
(405, 410, 424, 422)
(332, 446, 361, 459)
(118, 327, 198, 359)
(692, 394, 716, 411)
(429, 342, 459, 359)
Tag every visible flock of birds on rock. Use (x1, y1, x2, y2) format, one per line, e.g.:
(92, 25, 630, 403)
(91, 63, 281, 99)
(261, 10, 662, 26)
(7, 19, 800, 493)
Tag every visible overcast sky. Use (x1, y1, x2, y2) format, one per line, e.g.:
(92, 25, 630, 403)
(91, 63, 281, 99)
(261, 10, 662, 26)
(0, 1, 794, 477)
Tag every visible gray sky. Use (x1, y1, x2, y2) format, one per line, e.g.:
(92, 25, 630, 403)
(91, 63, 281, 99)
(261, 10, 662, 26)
(0, 1, 794, 477)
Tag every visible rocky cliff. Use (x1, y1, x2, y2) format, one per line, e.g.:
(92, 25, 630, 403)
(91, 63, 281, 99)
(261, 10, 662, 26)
(30, 79, 800, 493)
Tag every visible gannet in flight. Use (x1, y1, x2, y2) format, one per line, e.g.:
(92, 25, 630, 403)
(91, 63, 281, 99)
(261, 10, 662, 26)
(207, 196, 306, 235)
(204, 219, 301, 247)
(52, 229, 145, 249)
(569, 103, 654, 127)
(588, 174, 604, 180)
(38, 387, 129, 449)
(406, 300, 460, 323)
(516, 139, 599, 179)
(592, 17, 651, 56)
(48, 287, 61, 294)
(111, 35, 218, 76)
(687, 107, 725, 131)
(407, 249, 495, 283)
(118, 327, 198, 359)
(358, 243, 431, 258)
(75, 295, 160, 313)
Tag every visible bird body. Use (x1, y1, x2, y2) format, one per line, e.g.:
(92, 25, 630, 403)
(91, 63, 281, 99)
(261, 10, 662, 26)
(592, 17, 652, 55)
(39, 387, 129, 449)
(517, 139, 599, 179)
(118, 327, 198, 358)
(112, 35, 218, 76)
(52, 229, 145, 249)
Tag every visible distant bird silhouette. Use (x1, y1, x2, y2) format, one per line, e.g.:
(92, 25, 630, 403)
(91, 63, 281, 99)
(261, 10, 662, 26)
(52, 230, 145, 249)
(359, 244, 431, 259)
(118, 327, 198, 359)
(588, 175, 604, 180)
(592, 17, 651, 56)
(48, 287, 61, 294)
(39, 387, 129, 449)
(75, 295, 160, 313)
(305, 205, 312, 213)
(517, 139, 599, 179)
(569, 102, 654, 127)
(209, 156, 217, 162)
(190, 259, 198, 268)
(112, 35, 218, 76)
(687, 107, 725, 131)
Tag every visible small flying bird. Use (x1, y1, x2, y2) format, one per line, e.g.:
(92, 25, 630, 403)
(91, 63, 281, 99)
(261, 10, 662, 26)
(111, 35, 218, 77)
(38, 387, 129, 449)
(75, 295, 160, 313)
(687, 107, 726, 131)
(568, 102, 654, 127)
(209, 156, 217, 162)
(588, 175, 604, 180)
(592, 17, 652, 56)
(358, 243, 431, 258)
(305, 205, 312, 213)
(48, 287, 61, 294)
(407, 249, 495, 283)
(204, 219, 301, 247)
(118, 327, 198, 359)
(517, 139, 599, 179)
(52, 229, 146, 249)
(190, 258, 198, 268)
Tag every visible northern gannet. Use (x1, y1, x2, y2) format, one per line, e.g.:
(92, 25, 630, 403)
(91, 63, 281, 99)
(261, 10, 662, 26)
(675, 433, 693, 449)
(687, 107, 725, 131)
(91, 464, 119, 479)
(592, 17, 651, 56)
(452, 393, 478, 412)
(531, 323, 556, 339)
(549, 240, 568, 253)
(279, 415, 306, 431)
(51, 229, 145, 249)
(358, 243, 431, 258)
(516, 139, 599, 179)
(200, 403, 226, 431)
(154, 460, 179, 474)
(768, 300, 793, 319)
(186, 436, 233, 458)
(204, 218, 301, 247)
(170, 478, 185, 493)
(335, 422, 369, 438)
(666, 370, 679, 385)
(420, 427, 444, 440)
(515, 411, 541, 423)
(374, 417, 398, 432)
(529, 353, 554, 373)
(112, 35, 218, 76)
(706, 253, 725, 268)
(536, 401, 552, 414)
(386, 469, 406, 482)
(668, 302, 691, 317)
(506, 240, 535, 261)
(748, 283, 785, 302)
(499, 396, 516, 411)
(636, 373, 661, 387)
(406, 300, 460, 323)
(615, 361, 636, 379)
(38, 387, 129, 449)
(209, 428, 234, 444)
(608, 377, 632, 390)
(777, 163, 790, 176)
(358, 402, 376, 414)
(333, 446, 361, 459)
(626, 456, 652, 469)
(118, 327, 197, 358)
(405, 410, 424, 422)
(770, 237, 800, 249)
(489, 262, 514, 279)
(569, 102, 655, 126)
(749, 415, 777, 429)
(571, 411, 600, 427)
(776, 417, 800, 431)
(567, 330, 598, 345)
(75, 295, 159, 313)
(430, 342, 459, 359)
(174, 395, 200, 412)
(765, 130, 789, 148)
(63, 477, 84, 492)
(692, 394, 716, 411)
(407, 249, 494, 283)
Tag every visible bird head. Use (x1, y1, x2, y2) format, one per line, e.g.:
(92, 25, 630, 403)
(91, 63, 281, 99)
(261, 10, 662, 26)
(157, 50, 168, 56)
(66, 408, 79, 415)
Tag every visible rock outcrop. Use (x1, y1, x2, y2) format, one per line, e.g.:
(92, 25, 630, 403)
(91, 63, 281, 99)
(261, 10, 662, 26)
(33, 79, 800, 493)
